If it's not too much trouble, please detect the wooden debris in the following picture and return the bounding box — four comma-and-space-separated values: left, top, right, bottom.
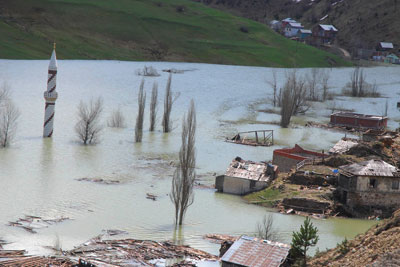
226, 130, 274, 147
8, 215, 70, 233
203, 234, 238, 244
76, 177, 120, 184
146, 193, 157, 200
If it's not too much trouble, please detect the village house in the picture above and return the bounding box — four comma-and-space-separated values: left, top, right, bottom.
384, 53, 400, 64
284, 22, 304, 38
269, 20, 281, 32
221, 236, 290, 267
272, 144, 325, 172
296, 29, 312, 41
373, 42, 394, 61
215, 157, 277, 195
311, 24, 338, 45
330, 112, 388, 130
337, 160, 400, 217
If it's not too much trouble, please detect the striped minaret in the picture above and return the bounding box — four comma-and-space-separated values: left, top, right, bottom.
43, 44, 58, 138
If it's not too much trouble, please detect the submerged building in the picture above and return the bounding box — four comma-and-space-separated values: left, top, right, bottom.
330, 112, 388, 130
216, 157, 277, 195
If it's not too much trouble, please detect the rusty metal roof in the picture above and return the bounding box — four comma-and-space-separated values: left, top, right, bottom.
221, 236, 290, 267
340, 159, 400, 177
225, 158, 272, 182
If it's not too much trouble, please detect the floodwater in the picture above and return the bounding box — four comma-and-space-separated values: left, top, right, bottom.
0, 60, 399, 257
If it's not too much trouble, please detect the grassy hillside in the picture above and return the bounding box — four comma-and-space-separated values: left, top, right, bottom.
0, 0, 350, 67
195, 0, 400, 54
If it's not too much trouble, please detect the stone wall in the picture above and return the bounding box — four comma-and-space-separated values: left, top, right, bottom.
215, 176, 268, 195
282, 198, 331, 214
272, 154, 301, 172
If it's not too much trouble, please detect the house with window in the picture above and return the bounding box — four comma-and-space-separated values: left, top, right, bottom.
284, 22, 304, 38
311, 24, 338, 45
337, 159, 400, 217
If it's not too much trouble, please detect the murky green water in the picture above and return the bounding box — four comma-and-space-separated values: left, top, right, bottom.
1, 60, 398, 256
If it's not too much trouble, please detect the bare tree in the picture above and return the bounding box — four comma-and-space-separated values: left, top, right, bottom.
149, 81, 158, 131
306, 68, 320, 101
75, 97, 104, 145
170, 100, 196, 225
135, 79, 146, 142
344, 66, 380, 97
320, 70, 331, 101
280, 71, 308, 128
256, 214, 277, 241
0, 100, 20, 147
107, 108, 126, 128
268, 69, 278, 107
136, 66, 160, 77
162, 74, 173, 133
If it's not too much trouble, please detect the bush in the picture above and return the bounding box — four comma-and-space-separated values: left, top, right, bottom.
240, 26, 249, 33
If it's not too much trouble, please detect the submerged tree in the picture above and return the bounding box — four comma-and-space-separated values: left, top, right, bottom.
75, 97, 104, 145
0, 100, 20, 147
162, 74, 173, 133
135, 79, 146, 142
170, 100, 196, 225
290, 217, 319, 267
256, 214, 277, 241
149, 81, 158, 132
107, 108, 126, 128
268, 69, 278, 107
280, 71, 308, 128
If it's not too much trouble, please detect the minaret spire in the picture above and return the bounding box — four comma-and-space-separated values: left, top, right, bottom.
43, 43, 58, 138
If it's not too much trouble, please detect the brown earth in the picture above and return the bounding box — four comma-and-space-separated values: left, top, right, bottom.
310, 209, 400, 266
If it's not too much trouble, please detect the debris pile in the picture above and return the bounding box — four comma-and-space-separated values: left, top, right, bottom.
8, 215, 70, 233
0, 250, 74, 266
67, 238, 219, 266
203, 234, 238, 244
77, 177, 121, 184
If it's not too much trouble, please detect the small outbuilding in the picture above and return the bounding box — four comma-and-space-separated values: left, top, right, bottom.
337, 159, 400, 217
272, 144, 325, 172
296, 29, 312, 41
284, 22, 304, 38
384, 54, 400, 64
330, 112, 388, 130
221, 236, 290, 267
215, 157, 277, 195
311, 24, 338, 45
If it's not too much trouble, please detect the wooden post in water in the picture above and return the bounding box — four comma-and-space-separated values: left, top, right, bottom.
255, 131, 258, 144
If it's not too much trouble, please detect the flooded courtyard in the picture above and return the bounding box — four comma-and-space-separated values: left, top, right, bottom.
0, 60, 399, 256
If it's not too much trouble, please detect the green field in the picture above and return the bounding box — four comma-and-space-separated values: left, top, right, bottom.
0, 0, 351, 67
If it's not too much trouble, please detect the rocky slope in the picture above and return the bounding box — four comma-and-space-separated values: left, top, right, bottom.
310, 209, 400, 266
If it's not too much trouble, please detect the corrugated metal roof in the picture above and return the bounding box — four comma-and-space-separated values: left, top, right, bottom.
340, 160, 400, 177
282, 18, 296, 22
380, 42, 394, 49
320, 24, 338, 31
221, 236, 290, 267
225, 159, 272, 182
329, 139, 358, 154
299, 29, 312, 34
288, 22, 303, 28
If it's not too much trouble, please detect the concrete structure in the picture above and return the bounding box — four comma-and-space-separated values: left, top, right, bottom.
215, 157, 277, 195
284, 22, 303, 38
330, 112, 388, 130
311, 24, 338, 45
43, 44, 58, 138
221, 236, 290, 267
272, 144, 325, 172
337, 160, 400, 217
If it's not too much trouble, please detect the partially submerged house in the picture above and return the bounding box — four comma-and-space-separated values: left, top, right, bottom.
221, 236, 290, 267
273, 144, 325, 172
311, 24, 338, 45
216, 157, 277, 195
337, 160, 400, 217
330, 112, 388, 130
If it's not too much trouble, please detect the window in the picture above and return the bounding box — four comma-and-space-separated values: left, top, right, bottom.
392, 180, 399, 190
369, 179, 377, 188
